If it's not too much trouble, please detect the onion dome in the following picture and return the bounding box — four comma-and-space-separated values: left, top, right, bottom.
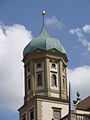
23, 11, 67, 58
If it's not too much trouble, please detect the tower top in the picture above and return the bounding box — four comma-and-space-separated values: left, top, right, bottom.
23, 10, 67, 60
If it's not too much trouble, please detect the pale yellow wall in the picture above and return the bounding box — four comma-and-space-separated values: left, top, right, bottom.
50, 93, 59, 98
41, 100, 69, 120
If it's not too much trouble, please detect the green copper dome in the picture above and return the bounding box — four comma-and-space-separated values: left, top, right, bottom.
23, 15, 67, 57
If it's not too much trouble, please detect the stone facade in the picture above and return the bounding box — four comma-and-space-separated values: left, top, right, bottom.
23, 49, 68, 101
18, 12, 69, 120
18, 49, 69, 120
19, 95, 69, 120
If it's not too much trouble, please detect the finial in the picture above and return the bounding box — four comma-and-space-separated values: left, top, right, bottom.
77, 91, 81, 101
42, 10, 45, 29
42, 10, 45, 16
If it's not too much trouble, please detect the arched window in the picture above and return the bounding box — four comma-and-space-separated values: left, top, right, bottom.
52, 74, 57, 86
37, 73, 42, 86
51, 63, 56, 68
37, 63, 42, 68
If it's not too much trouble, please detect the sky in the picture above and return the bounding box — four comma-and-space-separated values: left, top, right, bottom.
0, 0, 90, 120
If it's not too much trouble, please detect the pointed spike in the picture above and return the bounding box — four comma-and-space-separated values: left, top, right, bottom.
42, 10, 45, 29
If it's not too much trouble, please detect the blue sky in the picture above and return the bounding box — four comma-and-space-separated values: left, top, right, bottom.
0, 0, 90, 120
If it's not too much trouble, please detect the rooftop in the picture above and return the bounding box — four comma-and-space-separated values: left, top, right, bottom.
76, 96, 90, 111
23, 11, 67, 58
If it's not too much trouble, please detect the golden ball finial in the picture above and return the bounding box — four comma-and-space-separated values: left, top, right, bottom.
42, 10, 45, 16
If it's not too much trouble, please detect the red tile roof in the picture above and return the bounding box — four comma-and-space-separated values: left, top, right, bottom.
76, 96, 90, 111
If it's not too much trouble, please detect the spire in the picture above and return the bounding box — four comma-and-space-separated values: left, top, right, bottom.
40, 10, 48, 36
42, 10, 45, 30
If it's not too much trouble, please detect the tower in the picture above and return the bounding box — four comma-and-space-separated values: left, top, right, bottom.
18, 11, 69, 120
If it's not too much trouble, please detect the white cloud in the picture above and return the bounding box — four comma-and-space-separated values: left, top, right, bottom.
83, 25, 90, 34
0, 24, 32, 111
0, 23, 90, 112
70, 27, 90, 51
45, 16, 64, 30
67, 66, 90, 100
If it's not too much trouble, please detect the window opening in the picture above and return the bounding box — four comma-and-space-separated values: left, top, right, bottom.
30, 108, 34, 120
53, 109, 61, 119
52, 74, 57, 86
63, 78, 65, 89
37, 74, 42, 86
51, 63, 56, 68
52, 107, 61, 119
37, 63, 42, 68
